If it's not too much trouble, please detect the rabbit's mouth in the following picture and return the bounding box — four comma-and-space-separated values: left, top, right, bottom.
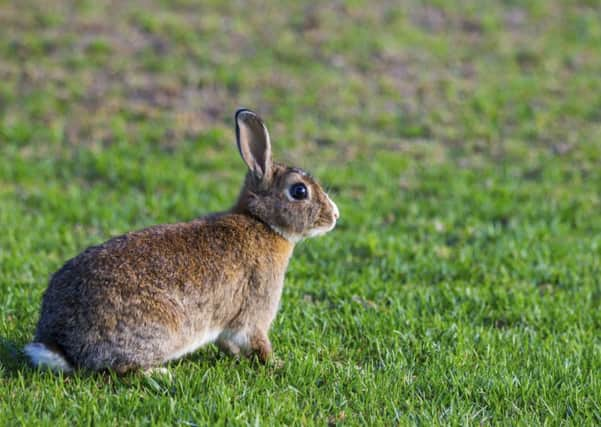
268, 194, 339, 243
270, 221, 335, 243
305, 221, 337, 238
270, 213, 338, 243
306, 198, 339, 238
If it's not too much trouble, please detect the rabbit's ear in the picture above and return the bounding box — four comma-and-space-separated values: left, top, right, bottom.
235, 109, 272, 181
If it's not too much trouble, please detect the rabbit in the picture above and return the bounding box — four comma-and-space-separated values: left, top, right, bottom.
24, 108, 339, 374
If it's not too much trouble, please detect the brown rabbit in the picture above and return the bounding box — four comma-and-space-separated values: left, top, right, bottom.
24, 109, 339, 374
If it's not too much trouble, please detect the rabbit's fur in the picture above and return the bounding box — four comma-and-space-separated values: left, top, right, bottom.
25, 109, 339, 374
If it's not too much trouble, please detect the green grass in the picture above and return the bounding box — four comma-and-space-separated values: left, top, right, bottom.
1, 0, 601, 424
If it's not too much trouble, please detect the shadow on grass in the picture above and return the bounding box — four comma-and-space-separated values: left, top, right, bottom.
0, 336, 235, 385
0, 336, 30, 377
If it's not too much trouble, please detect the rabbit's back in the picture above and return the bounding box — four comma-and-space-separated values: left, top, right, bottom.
33, 214, 292, 371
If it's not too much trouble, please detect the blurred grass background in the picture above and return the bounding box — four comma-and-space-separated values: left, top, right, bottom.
1, 0, 600, 425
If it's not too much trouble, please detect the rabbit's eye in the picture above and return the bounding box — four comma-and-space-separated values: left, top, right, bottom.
289, 183, 308, 200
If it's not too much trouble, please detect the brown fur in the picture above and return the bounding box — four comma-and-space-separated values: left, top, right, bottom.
27, 109, 339, 373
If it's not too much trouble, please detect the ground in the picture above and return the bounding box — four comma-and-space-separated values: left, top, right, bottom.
1, 0, 600, 425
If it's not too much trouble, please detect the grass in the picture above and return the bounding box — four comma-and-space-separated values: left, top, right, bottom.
1, 0, 601, 424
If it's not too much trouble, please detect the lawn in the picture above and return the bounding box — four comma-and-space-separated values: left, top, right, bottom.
1, 0, 600, 425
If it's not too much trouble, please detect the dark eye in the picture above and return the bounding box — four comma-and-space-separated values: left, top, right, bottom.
289, 183, 308, 200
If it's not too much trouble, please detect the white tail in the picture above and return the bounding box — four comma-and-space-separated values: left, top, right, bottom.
24, 342, 73, 373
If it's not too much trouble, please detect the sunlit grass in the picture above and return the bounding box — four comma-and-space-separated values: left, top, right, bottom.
1, 0, 600, 425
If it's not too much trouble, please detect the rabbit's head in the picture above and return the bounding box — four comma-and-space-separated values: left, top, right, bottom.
233, 109, 339, 243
